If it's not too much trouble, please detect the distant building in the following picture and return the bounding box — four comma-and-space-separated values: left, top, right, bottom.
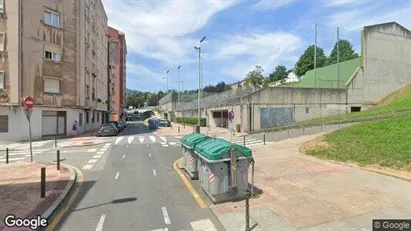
285, 70, 299, 83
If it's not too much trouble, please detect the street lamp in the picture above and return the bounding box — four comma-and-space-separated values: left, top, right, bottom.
179, 80, 184, 102
166, 70, 169, 92
194, 36, 206, 132
177, 65, 181, 104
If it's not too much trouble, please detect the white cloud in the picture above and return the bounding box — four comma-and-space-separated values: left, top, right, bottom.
326, 3, 411, 31
210, 31, 304, 79
102, 0, 239, 66
324, 0, 369, 7
127, 63, 165, 84
253, 0, 296, 11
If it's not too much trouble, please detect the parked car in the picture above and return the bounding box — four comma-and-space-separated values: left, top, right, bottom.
119, 119, 127, 128
108, 121, 123, 132
158, 119, 170, 127
97, 124, 118, 137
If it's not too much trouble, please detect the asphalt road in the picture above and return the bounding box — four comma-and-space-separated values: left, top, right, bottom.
54, 122, 225, 231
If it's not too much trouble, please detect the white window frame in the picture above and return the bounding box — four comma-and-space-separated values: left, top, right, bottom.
44, 77, 61, 94
44, 10, 60, 28
44, 50, 61, 61
0, 0, 4, 13
0, 32, 5, 52
0, 71, 4, 90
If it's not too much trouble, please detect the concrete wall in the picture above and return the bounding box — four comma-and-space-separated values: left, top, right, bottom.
362, 23, 411, 104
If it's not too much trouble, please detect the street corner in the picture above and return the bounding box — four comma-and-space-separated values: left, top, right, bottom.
0, 162, 77, 231
172, 158, 207, 209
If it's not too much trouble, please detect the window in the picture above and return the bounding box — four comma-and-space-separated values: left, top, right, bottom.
44, 51, 60, 61
85, 5, 89, 20
86, 85, 90, 99
92, 88, 95, 99
0, 71, 4, 89
79, 113, 83, 126
306, 107, 309, 113
0, 33, 5, 51
351, 107, 361, 113
44, 10, 60, 28
92, 112, 95, 123
97, 112, 99, 123
86, 112, 89, 124
44, 78, 60, 93
0, 0, 4, 13
0, 115, 8, 133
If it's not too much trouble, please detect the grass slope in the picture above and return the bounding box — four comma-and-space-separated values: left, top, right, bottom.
305, 117, 411, 171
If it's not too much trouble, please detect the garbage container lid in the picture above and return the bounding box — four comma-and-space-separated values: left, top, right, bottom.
195, 138, 253, 160
181, 133, 208, 148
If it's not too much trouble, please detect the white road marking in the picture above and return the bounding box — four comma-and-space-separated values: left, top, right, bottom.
139, 136, 145, 143
161, 207, 171, 225
148, 153, 152, 157
146, 144, 149, 147
160, 136, 167, 142
104, 143, 111, 147
97, 151, 104, 155
0, 157, 25, 161
115, 137, 123, 145
100, 148, 107, 151
114, 172, 120, 180
161, 144, 169, 147
151, 228, 169, 231
122, 154, 126, 158
93, 155, 102, 158
160, 142, 167, 145
82, 164, 93, 170
87, 148, 97, 152
169, 142, 177, 145
149, 136, 156, 143
153, 169, 157, 176
95, 214, 106, 231
190, 219, 217, 231
126, 145, 129, 148
88, 159, 98, 164
128, 136, 134, 144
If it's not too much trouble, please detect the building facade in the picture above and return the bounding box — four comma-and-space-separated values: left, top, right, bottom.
108, 27, 127, 121
0, 0, 110, 142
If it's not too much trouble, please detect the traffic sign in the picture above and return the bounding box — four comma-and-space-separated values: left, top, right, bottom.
22, 96, 34, 110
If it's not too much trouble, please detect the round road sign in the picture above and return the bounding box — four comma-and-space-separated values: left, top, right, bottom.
22, 96, 34, 110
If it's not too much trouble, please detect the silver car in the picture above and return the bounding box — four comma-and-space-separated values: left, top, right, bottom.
97, 124, 118, 137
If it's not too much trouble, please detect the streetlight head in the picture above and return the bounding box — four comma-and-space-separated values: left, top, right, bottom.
178, 65, 181, 69
194, 46, 199, 49
200, 36, 206, 43
167, 70, 169, 73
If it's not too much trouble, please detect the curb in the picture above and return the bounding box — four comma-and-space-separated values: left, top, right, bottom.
325, 159, 411, 182
57, 140, 110, 149
35, 163, 77, 230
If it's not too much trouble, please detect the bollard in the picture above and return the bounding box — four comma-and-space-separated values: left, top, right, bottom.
57, 150, 60, 170
6, 148, 9, 164
245, 190, 251, 231
41, 167, 46, 198
263, 133, 266, 145
178, 126, 180, 133
184, 123, 185, 129
243, 136, 246, 146
55, 137, 57, 147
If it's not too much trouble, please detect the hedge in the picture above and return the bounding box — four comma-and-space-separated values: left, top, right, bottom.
175, 117, 206, 127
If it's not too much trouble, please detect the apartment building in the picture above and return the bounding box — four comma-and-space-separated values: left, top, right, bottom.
0, 0, 109, 142
108, 27, 127, 121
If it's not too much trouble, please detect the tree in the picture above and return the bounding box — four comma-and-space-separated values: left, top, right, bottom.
269, 65, 288, 82
262, 79, 270, 88
295, 45, 327, 77
244, 65, 265, 86
326, 39, 359, 65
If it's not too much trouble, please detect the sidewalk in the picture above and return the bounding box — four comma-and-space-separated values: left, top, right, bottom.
211, 134, 411, 231
0, 161, 75, 231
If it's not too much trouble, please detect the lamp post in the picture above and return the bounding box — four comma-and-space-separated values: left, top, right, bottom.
180, 80, 184, 102
166, 70, 169, 92
194, 36, 206, 132
177, 65, 181, 104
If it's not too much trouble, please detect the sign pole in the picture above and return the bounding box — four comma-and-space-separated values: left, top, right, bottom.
28, 114, 33, 162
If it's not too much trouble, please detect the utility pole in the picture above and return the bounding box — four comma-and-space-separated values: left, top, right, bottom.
314, 23, 317, 88
337, 27, 340, 88
194, 36, 206, 132
177, 65, 181, 105
166, 70, 169, 92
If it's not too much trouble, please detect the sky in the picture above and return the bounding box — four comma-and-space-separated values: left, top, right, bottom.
102, 0, 411, 93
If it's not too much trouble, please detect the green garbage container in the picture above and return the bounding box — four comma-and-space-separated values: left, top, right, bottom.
195, 138, 253, 203
180, 133, 208, 179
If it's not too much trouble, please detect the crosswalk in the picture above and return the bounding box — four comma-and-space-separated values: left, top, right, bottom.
216, 136, 266, 147
113, 135, 181, 147
0, 148, 50, 162
150, 218, 218, 231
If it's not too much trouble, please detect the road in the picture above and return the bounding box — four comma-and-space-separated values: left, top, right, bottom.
52, 122, 224, 231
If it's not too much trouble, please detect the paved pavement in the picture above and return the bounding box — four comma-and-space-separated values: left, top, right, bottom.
212, 134, 411, 231
55, 121, 224, 231
0, 162, 72, 230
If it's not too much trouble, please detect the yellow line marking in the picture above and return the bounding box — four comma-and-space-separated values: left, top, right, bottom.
172, 158, 207, 209
45, 166, 84, 231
